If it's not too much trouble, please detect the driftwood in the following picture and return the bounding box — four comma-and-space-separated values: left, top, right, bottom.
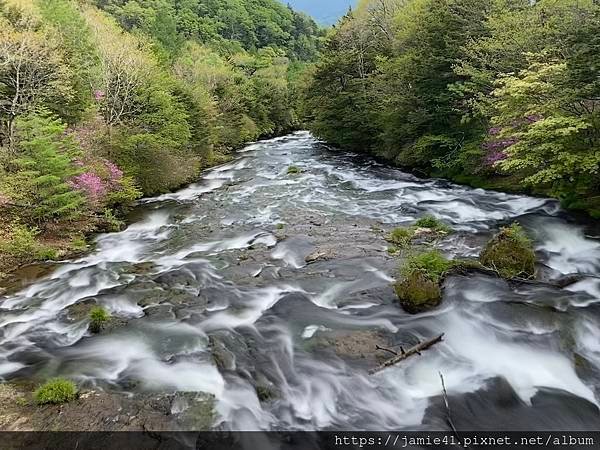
369, 333, 444, 374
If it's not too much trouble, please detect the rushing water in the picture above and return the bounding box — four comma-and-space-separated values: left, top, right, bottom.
1, 132, 600, 431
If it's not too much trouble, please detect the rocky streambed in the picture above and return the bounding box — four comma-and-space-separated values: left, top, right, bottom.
1, 132, 600, 432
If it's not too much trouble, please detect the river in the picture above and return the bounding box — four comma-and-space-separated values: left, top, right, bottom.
1, 132, 600, 431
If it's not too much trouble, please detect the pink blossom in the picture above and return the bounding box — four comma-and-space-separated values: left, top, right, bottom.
484, 150, 508, 167
69, 172, 108, 203
104, 160, 123, 184
94, 90, 105, 101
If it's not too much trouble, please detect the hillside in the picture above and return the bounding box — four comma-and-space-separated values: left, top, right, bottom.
0, 0, 323, 271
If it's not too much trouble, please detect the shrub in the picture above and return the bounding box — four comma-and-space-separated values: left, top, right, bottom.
287, 165, 300, 174
387, 227, 415, 247
99, 209, 124, 233
415, 215, 452, 233
480, 223, 536, 279
34, 378, 78, 405
0, 225, 38, 257
89, 306, 110, 333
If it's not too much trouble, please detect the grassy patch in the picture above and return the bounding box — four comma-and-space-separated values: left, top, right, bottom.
387, 227, 415, 247
34, 378, 78, 405
89, 306, 111, 333
287, 165, 301, 174
400, 250, 454, 283
480, 223, 535, 279
415, 215, 452, 233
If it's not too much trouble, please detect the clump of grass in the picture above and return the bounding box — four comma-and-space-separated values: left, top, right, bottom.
387, 227, 415, 248
401, 250, 454, 283
276, 223, 285, 230
89, 306, 110, 333
480, 223, 535, 279
70, 235, 88, 251
415, 215, 452, 233
394, 250, 454, 313
287, 165, 301, 174
387, 246, 399, 255
34, 246, 59, 261
34, 378, 78, 405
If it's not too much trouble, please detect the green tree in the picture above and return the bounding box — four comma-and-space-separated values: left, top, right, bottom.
2, 113, 85, 223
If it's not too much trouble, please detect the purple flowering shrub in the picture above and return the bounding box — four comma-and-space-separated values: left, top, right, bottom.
69, 158, 137, 209
481, 115, 541, 171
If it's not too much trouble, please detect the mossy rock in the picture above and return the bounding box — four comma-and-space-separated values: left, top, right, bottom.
480, 223, 535, 279
394, 269, 442, 314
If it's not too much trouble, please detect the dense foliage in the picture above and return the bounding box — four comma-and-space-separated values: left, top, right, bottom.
304, 0, 600, 216
0, 0, 322, 270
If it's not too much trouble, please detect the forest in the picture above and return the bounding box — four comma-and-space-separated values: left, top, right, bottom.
0, 0, 323, 271
303, 0, 600, 217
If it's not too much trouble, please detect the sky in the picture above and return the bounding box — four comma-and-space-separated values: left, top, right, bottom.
282, 0, 356, 25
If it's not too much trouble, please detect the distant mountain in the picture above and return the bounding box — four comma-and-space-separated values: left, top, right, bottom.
282, 0, 356, 25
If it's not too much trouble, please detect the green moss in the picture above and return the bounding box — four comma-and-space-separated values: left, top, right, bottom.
34, 378, 77, 405
480, 223, 536, 279
387, 227, 415, 247
287, 165, 300, 174
387, 246, 399, 255
276, 223, 285, 230
414, 215, 452, 233
89, 306, 110, 333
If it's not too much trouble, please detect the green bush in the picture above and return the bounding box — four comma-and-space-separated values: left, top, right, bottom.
415, 215, 452, 233
34, 378, 78, 405
387, 227, 415, 247
480, 223, 536, 279
89, 306, 110, 333
100, 209, 125, 233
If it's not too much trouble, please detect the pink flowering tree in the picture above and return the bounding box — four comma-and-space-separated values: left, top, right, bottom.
69, 158, 126, 208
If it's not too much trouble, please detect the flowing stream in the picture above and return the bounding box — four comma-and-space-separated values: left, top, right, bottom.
1, 132, 600, 431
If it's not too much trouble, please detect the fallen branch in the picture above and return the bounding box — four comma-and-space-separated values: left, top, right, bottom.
369, 333, 444, 374
375, 344, 398, 356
